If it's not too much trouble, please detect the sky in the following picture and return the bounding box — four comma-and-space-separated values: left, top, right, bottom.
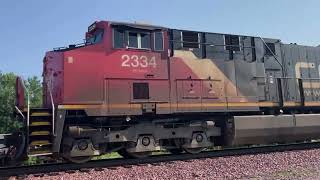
0, 0, 320, 77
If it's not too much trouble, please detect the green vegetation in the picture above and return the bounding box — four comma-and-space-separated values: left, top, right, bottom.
24, 156, 43, 165
0, 72, 42, 133
152, 151, 170, 155
0, 72, 20, 133
92, 152, 122, 160
25, 76, 43, 108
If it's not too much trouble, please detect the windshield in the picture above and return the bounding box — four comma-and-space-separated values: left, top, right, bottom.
86, 29, 104, 44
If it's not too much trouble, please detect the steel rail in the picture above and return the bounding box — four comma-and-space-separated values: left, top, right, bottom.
1, 142, 320, 177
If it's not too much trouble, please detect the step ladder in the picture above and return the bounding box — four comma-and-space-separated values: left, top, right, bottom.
28, 108, 53, 156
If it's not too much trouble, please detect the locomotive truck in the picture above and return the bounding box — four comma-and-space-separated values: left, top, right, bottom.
2, 20, 320, 164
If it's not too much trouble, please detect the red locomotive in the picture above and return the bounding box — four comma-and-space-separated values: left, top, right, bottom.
6, 20, 320, 163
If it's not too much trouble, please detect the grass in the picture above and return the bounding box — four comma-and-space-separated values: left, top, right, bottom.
23, 150, 168, 165
92, 152, 121, 160
24, 156, 39, 165
24, 152, 122, 165
24, 156, 48, 165
152, 151, 170, 156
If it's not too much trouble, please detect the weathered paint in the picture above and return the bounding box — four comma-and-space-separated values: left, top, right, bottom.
42, 20, 320, 117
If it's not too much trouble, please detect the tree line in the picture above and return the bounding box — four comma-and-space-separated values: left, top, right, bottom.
0, 72, 42, 133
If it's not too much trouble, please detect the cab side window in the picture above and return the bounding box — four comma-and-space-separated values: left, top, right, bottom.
113, 27, 163, 51
128, 32, 139, 48
113, 29, 125, 48
140, 33, 150, 49
128, 32, 150, 49
154, 32, 164, 51
113, 28, 151, 49
87, 29, 104, 45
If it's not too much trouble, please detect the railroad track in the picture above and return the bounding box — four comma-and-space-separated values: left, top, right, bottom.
2, 142, 320, 177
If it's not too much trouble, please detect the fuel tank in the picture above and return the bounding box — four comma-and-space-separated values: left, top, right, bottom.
226, 114, 320, 146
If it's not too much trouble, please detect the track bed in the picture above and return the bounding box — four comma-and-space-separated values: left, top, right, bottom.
2, 142, 320, 178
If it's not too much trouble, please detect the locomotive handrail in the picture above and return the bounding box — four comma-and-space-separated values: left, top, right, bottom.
104, 77, 168, 80
129, 100, 169, 104
14, 77, 30, 153
53, 42, 86, 51
254, 76, 320, 80
47, 81, 55, 136
253, 76, 296, 79
169, 40, 255, 49
27, 90, 30, 131
14, 106, 25, 119
169, 38, 280, 52
175, 78, 222, 81
18, 77, 30, 150
169, 38, 284, 75
299, 77, 320, 80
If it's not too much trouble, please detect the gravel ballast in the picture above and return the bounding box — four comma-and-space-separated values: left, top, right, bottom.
24, 149, 320, 180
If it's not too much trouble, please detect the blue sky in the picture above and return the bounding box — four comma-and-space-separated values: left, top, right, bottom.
0, 0, 319, 77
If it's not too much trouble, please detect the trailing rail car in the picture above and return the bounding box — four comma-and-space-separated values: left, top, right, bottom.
3, 20, 320, 164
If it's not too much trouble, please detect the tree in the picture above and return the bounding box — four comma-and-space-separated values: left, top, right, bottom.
0, 73, 42, 133
25, 76, 42, 108
0, 72, 20, 133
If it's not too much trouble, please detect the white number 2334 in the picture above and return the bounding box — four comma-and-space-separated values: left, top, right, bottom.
121, 55, 157, 68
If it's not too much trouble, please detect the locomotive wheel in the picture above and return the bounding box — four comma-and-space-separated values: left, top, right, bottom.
183, 147, 204, 154
118, 148, 151, 159
173, 138, 203, 154
6, 131, 27, 165
62, 142, 92, 163
174, 136, 205, 154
